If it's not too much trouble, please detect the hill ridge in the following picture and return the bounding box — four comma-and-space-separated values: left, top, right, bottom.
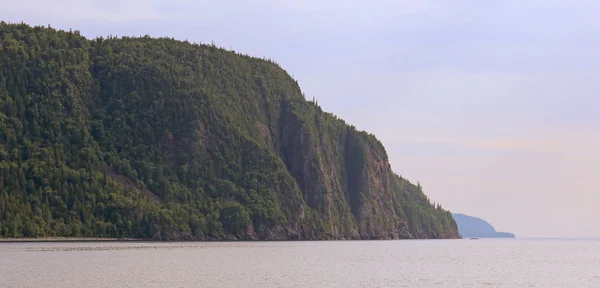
0, 22, 460, 240
452, 213, 515, 238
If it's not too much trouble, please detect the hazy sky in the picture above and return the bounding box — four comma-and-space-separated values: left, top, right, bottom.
2, 0, 599, 238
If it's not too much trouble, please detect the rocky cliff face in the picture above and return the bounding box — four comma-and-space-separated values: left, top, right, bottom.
0, 22, 460, 240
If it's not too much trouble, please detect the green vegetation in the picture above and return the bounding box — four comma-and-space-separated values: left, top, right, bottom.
0, 22, 459, 240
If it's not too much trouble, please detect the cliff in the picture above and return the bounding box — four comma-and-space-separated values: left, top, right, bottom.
452, 214, 515, 238
0, 22, 460, 240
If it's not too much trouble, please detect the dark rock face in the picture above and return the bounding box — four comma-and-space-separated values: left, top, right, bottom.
452, 214, 515, 238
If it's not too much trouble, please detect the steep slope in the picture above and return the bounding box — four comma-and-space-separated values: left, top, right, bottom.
452, 214, 515, 238
0, 22, 460, 240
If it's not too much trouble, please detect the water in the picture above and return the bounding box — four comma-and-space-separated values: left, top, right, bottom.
1, 239, 599, 287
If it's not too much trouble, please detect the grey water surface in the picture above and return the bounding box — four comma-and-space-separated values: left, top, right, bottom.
1, 239, 599, 287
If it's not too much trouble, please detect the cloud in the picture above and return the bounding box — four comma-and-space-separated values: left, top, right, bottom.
1, 0, 162, 22
385, 126, 600, 156
0, 0, 478, 34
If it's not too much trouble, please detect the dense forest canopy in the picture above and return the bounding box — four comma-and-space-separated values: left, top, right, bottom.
0, 22, 459, 240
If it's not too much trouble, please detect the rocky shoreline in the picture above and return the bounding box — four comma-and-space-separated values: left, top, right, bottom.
0, 237, 141, 242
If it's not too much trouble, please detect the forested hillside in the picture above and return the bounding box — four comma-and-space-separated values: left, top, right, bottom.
0, 22, 460, 240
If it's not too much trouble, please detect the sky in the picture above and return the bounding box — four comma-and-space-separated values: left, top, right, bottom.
2, 0, 599, 238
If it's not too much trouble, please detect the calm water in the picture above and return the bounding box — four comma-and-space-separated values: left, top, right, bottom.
1, 239, 599, 287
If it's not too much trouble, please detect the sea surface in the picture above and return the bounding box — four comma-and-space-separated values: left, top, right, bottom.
1, 239, 599, 287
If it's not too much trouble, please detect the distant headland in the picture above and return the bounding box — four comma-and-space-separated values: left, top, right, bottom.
452, 214, 515, 238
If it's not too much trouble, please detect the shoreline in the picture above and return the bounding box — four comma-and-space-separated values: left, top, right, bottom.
0, 237, 463, 243
1, 237, 597, 243
0, 237, 142, 243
